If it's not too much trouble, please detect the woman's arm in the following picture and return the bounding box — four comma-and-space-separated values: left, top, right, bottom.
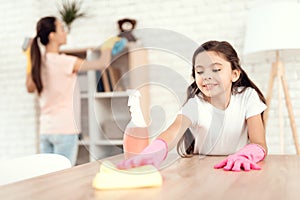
26, 73, 36, 93
157, 114, 192, 150
247, 114, 268, 154
72, 49, 112, 73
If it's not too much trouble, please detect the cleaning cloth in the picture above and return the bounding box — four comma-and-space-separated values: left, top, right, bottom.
92, 161, 163, 190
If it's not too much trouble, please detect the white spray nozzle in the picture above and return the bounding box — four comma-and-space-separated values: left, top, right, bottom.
127, 89, 141, 107
126, 89, 147, 127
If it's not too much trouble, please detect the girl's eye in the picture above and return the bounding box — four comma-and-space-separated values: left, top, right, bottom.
212, 69, 221, 72
196, 71, 204, 75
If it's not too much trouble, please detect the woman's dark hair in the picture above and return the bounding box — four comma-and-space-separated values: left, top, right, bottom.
31, 16, 56, 94
177, 40, 266, 157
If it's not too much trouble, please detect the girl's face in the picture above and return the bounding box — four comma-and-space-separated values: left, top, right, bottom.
49, 20, 67, 45
194, 51, 240, 100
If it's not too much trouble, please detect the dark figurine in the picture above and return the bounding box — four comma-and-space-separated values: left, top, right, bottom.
117, 18, 137, 42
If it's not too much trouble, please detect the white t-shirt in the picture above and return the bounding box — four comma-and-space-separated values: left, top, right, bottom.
180, 87, 267, 155
39, 53, 81, 134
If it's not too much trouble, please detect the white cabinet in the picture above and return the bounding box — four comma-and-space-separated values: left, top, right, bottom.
62, 45, 149, 164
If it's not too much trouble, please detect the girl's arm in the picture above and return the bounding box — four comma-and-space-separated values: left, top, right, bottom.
157, 114, 192, 150
247, 114, 268, 154
214, 113, 267, 172
72, 49, 112, 73
117, 114, 191, 169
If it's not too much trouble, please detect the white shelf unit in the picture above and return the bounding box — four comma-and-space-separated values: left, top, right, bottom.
87, 72, 130, 161
63, 45, 149, 164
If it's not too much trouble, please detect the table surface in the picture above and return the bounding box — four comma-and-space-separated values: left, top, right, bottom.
0, 155, 300, 200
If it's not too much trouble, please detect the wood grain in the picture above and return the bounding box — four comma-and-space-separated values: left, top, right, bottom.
1, 155, 300, 200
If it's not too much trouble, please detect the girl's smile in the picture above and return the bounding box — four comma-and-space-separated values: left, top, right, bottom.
194, 51, 240, 109
202, 82, 219, 90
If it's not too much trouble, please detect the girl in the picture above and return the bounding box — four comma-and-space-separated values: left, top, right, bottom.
118, 40, 267, 172
27, 16, 112, 166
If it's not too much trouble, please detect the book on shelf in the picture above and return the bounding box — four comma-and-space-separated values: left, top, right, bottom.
106, 68, 113, 91
108, 67, 123, 91
102, 70, 111, 92
96, 71, 104, 92
96, 67, 123, 92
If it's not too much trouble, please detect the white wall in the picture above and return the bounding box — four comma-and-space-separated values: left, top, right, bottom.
1, 0, 300, 160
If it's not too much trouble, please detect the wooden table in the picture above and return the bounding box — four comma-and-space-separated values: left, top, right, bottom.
0, 155, 299, 200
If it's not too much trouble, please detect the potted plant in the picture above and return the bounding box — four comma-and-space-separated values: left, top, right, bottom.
57, 0, 87, 32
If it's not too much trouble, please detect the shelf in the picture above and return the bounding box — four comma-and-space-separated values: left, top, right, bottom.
94, 140, 123, 145
78, 139, 123, 146
78, 139, 91, 146
64, 45, 148, 164
82, 92, 128, 99
94, 91, 129, 98
81, 93, 88, 99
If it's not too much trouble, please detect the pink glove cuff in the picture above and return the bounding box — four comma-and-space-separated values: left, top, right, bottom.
251, 143, 266, 160
156, 138, 168, 160
237, 143, 266, 163
142, 138, 168, 161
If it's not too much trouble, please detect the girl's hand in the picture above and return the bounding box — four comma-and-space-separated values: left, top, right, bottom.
214, 143, 266, 172
117, 153, 161, 169
214, 154, 261, 171
117, 139, 168, 169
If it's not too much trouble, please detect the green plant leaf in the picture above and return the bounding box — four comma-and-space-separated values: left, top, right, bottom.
57, 0, 87, 31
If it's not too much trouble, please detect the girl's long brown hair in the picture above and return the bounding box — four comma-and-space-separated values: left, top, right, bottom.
177, 40, 266, 157
31, 16, 56, 94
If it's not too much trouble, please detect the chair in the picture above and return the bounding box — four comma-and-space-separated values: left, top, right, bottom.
0, 154, 71, 186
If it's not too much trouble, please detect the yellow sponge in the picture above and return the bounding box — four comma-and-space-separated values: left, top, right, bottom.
92, 161, 163, 190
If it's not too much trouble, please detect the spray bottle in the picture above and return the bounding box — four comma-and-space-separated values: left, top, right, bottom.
123, 89, 149, 159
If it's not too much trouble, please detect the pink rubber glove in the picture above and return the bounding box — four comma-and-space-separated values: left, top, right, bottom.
117, 138, 168, 169
214, 144, 266, 172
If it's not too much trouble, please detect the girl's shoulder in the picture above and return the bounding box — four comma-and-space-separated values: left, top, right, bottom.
46, 52, 76, 58
234, 87, 262, 103
184, 95, 208, 108
59, 53, 77, 59
46, 53, 77, 63
235, 86, 257, 96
